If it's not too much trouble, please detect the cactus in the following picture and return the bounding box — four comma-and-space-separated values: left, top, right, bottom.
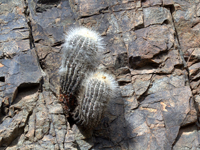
59, 27, 104, 96
72, 71, 118, 128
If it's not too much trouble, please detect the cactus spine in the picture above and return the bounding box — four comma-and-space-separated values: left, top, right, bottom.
73, 71, 118, 128
59, 27, 104, 96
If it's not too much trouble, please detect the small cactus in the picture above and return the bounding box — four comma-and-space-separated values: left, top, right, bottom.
59, 27, 104, 96
72, 71, 118, 128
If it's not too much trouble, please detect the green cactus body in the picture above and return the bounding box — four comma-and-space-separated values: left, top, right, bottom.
73, 71, 118, 128
59, 27, 104, 96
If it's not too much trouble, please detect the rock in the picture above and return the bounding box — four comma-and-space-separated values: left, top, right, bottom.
172, 0, 200, 53
114, 9, 144, 31
126, 25, 175, 69
185, 48, 200, 66
111, 1, 139, 12
70, 0, 111, 18
117, 73, 132, 85
189, 62, 200, 96
126, 86, 191, 149
115, 67, 130, 76
163, 0, 174, 6
148, 74, 186, 94
0, 75, 40, 147
132, 74, 152, 98
181, 98, 197, 126
143, 7, 172, 27
1, 0, 200, 149
173, 125, 200, 150
189, 62, 200, 77
0, 108, 31, 147
120, 83, 134, 97
0, 49, 43, 106
0, 0, 43, 110
27, 0, 76, 93
0, 0, 29, 58
64, 129, 77, 150
124, 96, 138, 110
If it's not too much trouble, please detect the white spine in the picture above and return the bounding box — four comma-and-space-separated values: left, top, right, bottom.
59, 27, 104, 95
73, 71, 118, 128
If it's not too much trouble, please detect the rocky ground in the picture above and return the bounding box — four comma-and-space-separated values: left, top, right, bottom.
0, 0, 200, 149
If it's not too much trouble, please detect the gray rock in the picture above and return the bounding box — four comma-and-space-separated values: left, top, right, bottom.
1, 0, 200, 149
143, 7, 172, 27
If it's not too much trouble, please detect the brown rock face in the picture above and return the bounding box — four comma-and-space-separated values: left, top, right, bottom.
0, 0, 200, 149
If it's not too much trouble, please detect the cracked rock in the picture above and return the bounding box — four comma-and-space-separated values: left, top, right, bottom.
1, 0, 200, 149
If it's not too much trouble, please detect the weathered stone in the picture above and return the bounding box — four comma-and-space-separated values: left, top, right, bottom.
0, 85, 39, 147
35, 109, 50, 138
132, 74, 152, 97
120, 83, 134, 97
47, 103, 63, 114
27, 0, 75, 92
51, 114, 67, 149
111, 1, 137, 12
124, 96, 138, 110
107, 13, 120, 34
1, 0, 199, 149
157, 50, 182, 74
0, 0, 43, 117
197, 3, 200, 17
143, 7, 172, 27
76, 140, 93, 150
142, 0, 151, 8
131, 68, 156, 75
189, 62, 200, 96
126, 25, 175, 69
186, 48, 200, 66
64, 129, 77, 150
117, 73, 131, 85
109, 117, 126, 143
181, 98, 197, 126
173, 125, 200, 150
159, 50, 182, 73
145, 86, 191, 128
115, 67, 130, 77
0, 49, 42, 105
172, 0, 200, 53
189, 62, 200, 77
151, 0, 162, 6
25, 110, 36, 142
114, 9, 143, 31
163, 0, 174, 6
0, 109, 30, 147
148, 74, 186, 94
39, 135, 56, 149
70, 0, 113, 17
0, 0, 29, 58
126, 86, 191, 149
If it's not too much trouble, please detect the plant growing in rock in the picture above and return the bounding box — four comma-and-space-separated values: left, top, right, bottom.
72, 71, 119, 128
59, 27, 104, 111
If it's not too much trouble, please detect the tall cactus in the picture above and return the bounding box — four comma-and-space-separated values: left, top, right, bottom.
72, 71, 118, 128
59, 27, 104, 96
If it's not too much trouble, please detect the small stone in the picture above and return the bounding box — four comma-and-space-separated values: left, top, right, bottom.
173, 125, 198, 149
125, 96, 138, 110
117, 74, 132, 84
8, 106, 15, 117
143, 7, 172, 27
48, 104, 63, 114
35, 129, 43, 140
150, 0, 162, 6
163, 0, 174, 6
120, 83, 134, 97
132, 74, 152, 97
